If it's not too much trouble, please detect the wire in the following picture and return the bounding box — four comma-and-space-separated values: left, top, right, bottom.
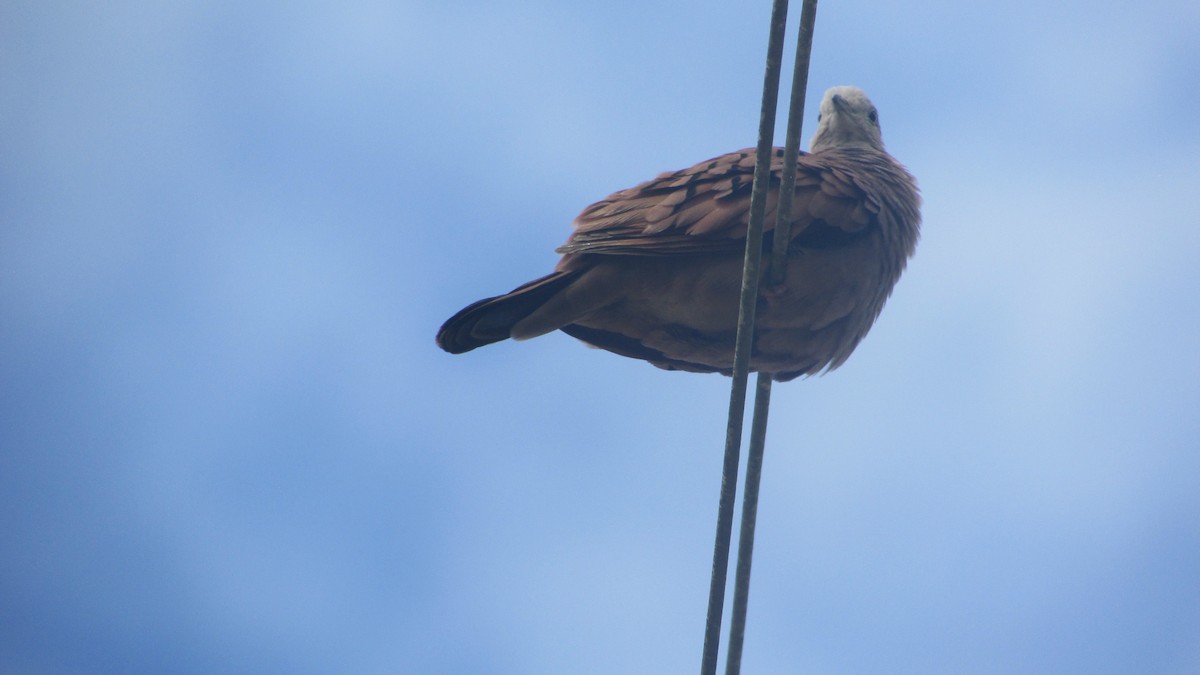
699, 2, 791, 674
726, 7, 820, 674
701, 1, 820, 674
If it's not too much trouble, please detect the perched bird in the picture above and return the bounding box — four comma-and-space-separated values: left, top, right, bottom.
436, 86, 920, 381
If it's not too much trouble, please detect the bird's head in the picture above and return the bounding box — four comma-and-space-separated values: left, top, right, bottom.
809, 86, 885, 153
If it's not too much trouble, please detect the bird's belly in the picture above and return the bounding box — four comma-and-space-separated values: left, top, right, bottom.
569, 244, 888, 377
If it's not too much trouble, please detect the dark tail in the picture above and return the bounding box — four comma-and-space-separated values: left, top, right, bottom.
436, 271, 580, 354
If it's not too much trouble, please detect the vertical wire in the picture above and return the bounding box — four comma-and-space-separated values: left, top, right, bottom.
723, 373, 773, 674
723, 2, 821, 674
768, 0, 819, 289
700, 1, 791, 674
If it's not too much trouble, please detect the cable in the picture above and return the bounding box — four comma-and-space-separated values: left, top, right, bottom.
701, 2, 820, 673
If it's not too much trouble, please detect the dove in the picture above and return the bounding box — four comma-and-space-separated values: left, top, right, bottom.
436, 86, 920, 381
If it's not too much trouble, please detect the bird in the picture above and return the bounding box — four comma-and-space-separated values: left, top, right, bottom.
436, 86, 921, 381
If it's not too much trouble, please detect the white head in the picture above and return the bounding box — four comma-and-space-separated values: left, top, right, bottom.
809, 86, 884, 152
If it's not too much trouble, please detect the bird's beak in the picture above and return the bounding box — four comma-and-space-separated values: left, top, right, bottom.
830, 94, 849, 114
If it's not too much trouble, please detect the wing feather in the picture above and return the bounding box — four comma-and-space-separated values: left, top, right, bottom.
557, 147, 884, 258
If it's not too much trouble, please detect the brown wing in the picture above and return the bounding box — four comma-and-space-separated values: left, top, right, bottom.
556, 147, 880, 258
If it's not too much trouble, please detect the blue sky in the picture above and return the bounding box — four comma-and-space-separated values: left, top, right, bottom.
2, 1, 1199, 673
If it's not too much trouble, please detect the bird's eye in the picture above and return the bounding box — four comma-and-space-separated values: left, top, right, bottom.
868, 109, 879, 124
817, 112, 822, 122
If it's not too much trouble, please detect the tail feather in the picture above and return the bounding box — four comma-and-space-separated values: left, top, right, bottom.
436, 271, 580, 354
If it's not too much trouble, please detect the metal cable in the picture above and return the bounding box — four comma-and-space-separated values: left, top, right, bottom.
702, 1, 820, 673
726, 7, 820, 674
700, 2, 791, 674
